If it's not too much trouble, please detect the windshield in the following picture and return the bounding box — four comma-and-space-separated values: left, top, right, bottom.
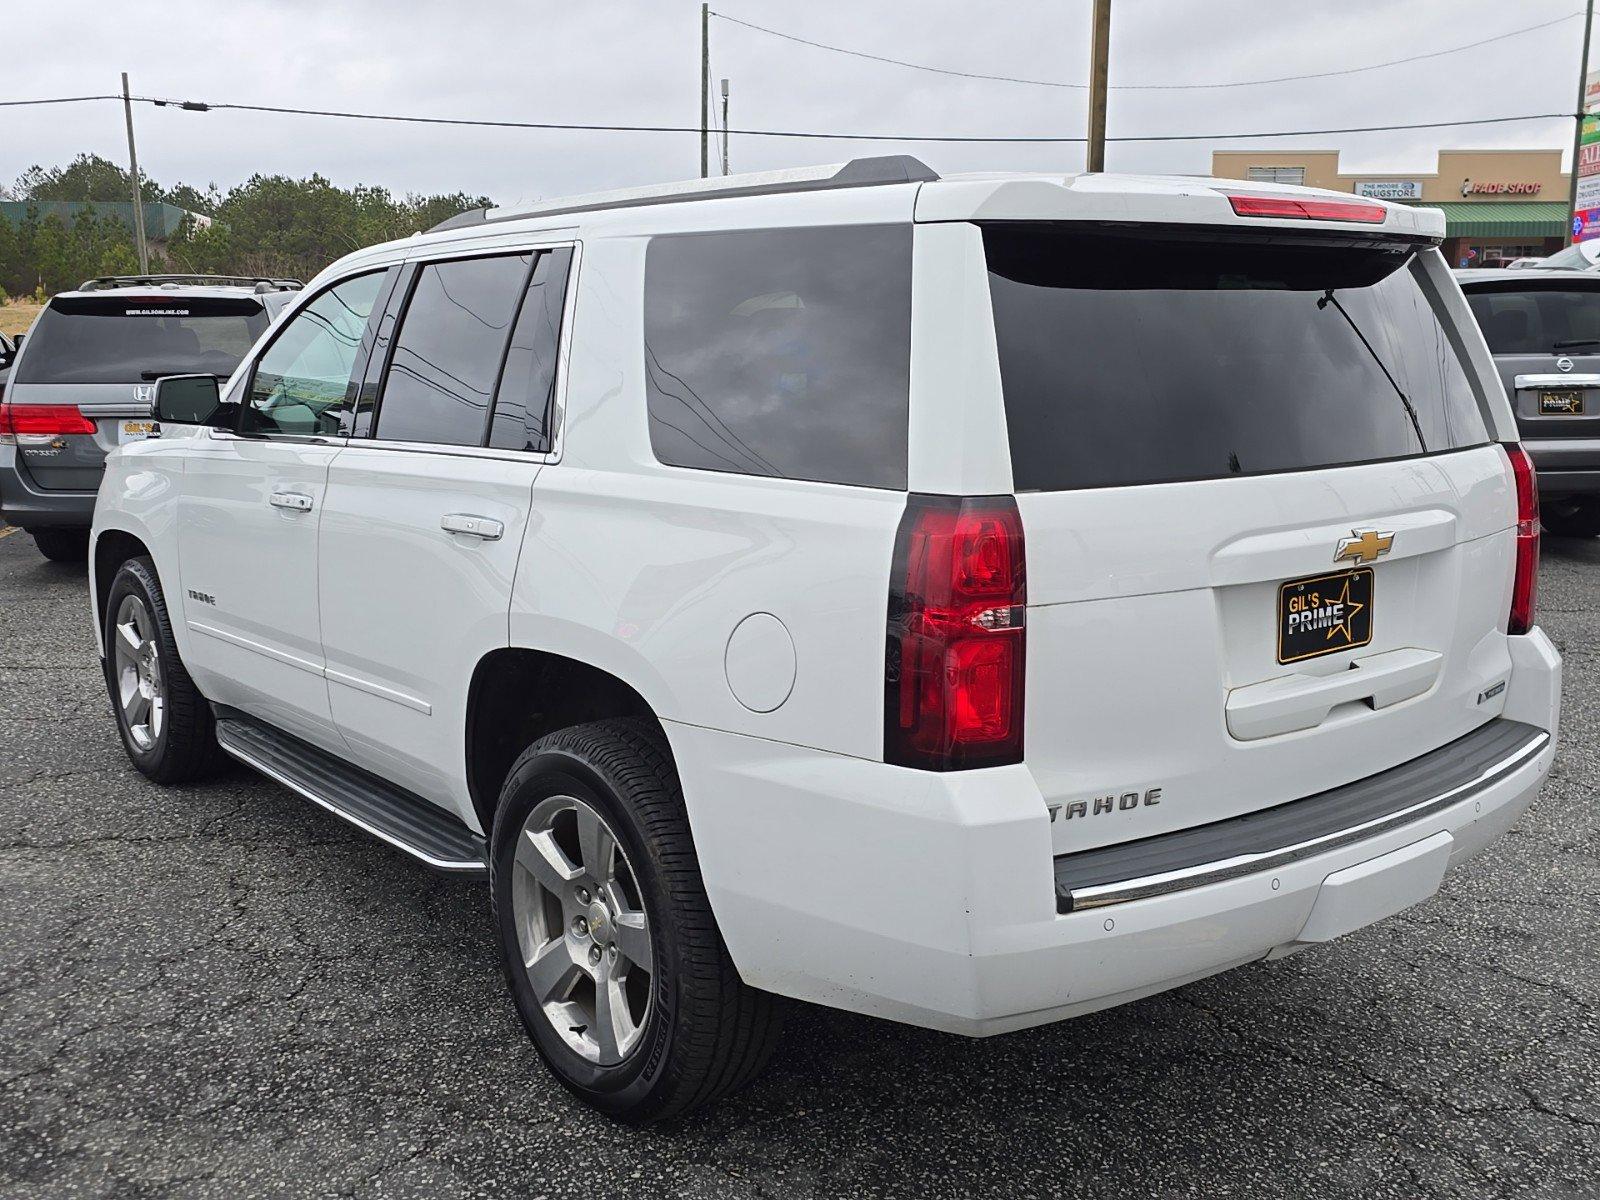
1531, 242, 1600, 271
1464, 286, 1600, 354
16, 295, 268, 385
983, 226, 1490, 492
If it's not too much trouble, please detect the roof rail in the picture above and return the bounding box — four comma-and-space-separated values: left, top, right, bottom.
428, 155, 939, 233
77, 274, 304, 292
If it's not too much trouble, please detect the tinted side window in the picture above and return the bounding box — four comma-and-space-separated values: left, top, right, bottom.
488, 248, 573, 452
244, 272, 384, 436
643, 225, 912, 490
374, 253, 531, 446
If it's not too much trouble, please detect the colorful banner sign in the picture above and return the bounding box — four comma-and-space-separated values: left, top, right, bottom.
1576, 69, 1600, 243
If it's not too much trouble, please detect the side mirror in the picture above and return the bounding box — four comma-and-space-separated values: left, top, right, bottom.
152, 374, 221, 425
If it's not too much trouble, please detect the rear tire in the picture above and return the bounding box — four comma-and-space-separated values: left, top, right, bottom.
1542, 498, 1600, 538
32, 527, 89, 562
104, 556, 228, 784
490, 718, 782, 1124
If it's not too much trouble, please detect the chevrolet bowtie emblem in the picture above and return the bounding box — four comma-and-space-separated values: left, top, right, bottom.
1334, 529, 1394, 565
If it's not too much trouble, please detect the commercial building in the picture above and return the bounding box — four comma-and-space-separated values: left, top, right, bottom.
1211, 149, 1571, 266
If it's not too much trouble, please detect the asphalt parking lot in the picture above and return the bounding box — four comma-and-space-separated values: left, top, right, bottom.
0, 524, 1596, 1200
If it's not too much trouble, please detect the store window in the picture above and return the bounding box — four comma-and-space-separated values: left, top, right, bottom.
1246, 166, 1306, 186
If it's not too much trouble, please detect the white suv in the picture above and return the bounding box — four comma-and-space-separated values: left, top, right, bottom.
90, 159, 1562, 1123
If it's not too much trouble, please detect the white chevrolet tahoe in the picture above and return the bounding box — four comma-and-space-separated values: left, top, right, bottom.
90, 159, 1562, 1123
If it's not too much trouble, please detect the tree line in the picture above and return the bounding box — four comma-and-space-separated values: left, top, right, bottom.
0, 153, 489, 297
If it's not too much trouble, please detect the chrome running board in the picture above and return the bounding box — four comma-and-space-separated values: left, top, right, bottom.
215, 711, 488, 875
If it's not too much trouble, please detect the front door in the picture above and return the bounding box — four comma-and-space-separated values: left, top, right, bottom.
319, 246, 573, 822
177, 270, 391, 748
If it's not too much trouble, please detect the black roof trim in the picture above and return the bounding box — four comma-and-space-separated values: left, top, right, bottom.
425, 156, 938, 234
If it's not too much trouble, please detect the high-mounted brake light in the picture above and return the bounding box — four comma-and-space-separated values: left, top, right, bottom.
1225, 193, 1387, 224
885, 495, 1026, 770
1506, 444, 1540, 636
0, 403, 97, 442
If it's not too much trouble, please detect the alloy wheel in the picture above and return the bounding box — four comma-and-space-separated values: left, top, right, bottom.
112, 594, 165, 753
510, 794, 654, 1065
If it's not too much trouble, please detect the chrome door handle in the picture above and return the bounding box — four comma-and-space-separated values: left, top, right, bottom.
441, 513, 504, 541
269, 491, 314, 512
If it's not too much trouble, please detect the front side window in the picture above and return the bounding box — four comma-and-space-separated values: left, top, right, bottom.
374, 253, 532, 446
643, 224, 913, 490
243, 272, 384, 436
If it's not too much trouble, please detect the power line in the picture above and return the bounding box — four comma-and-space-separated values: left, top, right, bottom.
710, 10, 1582, 91
0, 92, 1580, 144
0, 94, 121, 107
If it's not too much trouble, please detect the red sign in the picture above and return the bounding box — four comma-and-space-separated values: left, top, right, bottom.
1461, 181, 1543, 196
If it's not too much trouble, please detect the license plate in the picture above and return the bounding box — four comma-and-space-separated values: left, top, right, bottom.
120, 420, 156, 443
1539, 389, 1585, 415
1277, 568, 1374, 665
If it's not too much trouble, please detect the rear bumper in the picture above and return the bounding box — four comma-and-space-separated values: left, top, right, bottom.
671, 628, 1561, 1036
0, 448, 97, 529
1525, 436, 1600, 495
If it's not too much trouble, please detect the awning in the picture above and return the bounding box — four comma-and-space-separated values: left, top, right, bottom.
1401, 200, 1570, 239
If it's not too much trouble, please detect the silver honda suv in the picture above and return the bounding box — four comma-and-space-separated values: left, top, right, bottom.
0, 275, 299, 560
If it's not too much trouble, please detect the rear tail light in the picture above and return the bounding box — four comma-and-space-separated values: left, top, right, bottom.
885, 495, 1026, 770
1225, 193, 1387, 224
0, 403, 97, 443
1506, 443, 1540, 635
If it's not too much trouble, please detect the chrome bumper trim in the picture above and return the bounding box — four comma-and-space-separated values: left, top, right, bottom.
1065, 729, 1549, 912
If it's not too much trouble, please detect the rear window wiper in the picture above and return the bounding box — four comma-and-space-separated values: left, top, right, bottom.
1552, 338, 1600, 351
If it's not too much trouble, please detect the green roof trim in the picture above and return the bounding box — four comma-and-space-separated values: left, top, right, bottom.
1399, 200, 1570, 239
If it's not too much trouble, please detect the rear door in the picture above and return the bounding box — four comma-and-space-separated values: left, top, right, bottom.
7, 293, 268, 491
978, 225, 1515, 855
1462, 276, 1600, 447
318, 245, 573, 821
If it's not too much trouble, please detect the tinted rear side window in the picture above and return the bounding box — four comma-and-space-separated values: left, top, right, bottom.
1464, 287, 1600, 354
488, 247, 573, 453
17, 295, 267, 385
984, 227, 1489, 492
376, 253, 532, 446
643, 224, 912, 490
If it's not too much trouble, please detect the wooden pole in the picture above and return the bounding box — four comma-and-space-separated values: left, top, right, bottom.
1086, 0, 1111, 173
121, 72, 150, 273
700, 4, 710, 179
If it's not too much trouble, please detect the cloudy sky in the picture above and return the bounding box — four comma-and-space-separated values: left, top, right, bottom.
2, 1, 1590, 206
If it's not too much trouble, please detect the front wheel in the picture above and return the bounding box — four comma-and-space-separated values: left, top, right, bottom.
490, 718, 781, 1124
104, 556, 228, 783
1542, 497, 1600, 538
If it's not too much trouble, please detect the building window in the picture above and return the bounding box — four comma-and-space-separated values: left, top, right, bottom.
1246, 166, 1306, 186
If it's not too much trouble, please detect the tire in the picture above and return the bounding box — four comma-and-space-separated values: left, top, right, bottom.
1542, 498, 1600, 538
490, 718, 781, 1124
32, 527, 89, 562
103, 555, 228, 784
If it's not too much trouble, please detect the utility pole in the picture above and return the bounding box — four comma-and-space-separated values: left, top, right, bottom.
700, 3, 710, 179
1085, 0, 1112, 173
1568, 0, 1596, 245
121, 72, 150, 273
720, 79, 731, 176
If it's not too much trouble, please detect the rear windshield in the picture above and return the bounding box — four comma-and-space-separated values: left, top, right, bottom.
1463, 286, 1600, 355
16, 295, 268, 385
984, 227, 1490, 492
